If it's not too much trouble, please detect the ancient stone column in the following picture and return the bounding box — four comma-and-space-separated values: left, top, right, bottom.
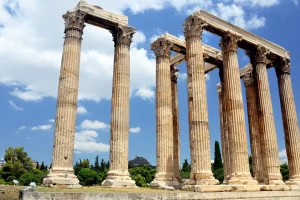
219, 32, 257, 186
43, 10, 86, 187
246, 46, 286, 189
183, 15, 219, 188
275, 59, 300, 186
150, 38, 179, 188
217, 83, 230, 184
102, 25, 136, 187
243, 71, 264, 183
218, 68, 231, 184
171, 66, 181, 182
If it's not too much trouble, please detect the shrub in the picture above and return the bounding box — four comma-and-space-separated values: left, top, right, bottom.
131, 174, 146, 187
0, 179, 6, 185
78, 168, 97, 186
213, 168, 224, 183
19, 169, 47, 186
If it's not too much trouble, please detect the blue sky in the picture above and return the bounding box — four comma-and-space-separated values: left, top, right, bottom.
0, 0, 299, 167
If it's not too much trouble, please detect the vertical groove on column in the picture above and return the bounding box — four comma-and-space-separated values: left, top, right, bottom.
220, 32, 254, 185
276, 61, 300, 184
244, 73, 264, 183
183, 14, 217, 185
256, 62, 282, 184
171, 67, 181, 182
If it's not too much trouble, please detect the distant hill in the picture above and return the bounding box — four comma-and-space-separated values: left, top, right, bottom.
129, 156, 151, 167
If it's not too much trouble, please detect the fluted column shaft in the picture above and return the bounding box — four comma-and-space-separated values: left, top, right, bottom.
183, 15, 217, 185
217, 83, 230, 183
246, 46, 283, 185
51, 10, 86, 173
171, 66, 181, 182
276, 59, 300, 184
243, 72, 264, 183
220, 32, 254, 184
151, 38, 176, 184
108, 26, 135, 175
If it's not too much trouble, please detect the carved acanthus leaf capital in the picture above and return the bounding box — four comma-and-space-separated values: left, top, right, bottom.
63, 10, 87, 32
151, 38, 172, 58
245, 45, 269, 65
110, 25, 136, 47
171, 66, 180, 82
183, 14, 204, 39
243, 71, 254, 86
219, 31, 241, 52
275, 58, 291, 76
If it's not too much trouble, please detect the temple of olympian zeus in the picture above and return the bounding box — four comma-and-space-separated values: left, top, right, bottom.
43, 0, 300, 192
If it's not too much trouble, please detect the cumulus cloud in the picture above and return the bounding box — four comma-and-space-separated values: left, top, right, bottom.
77, 106, 88, 115
0, 0, 283, 104
74, 130, 110, 153
279, 149, 288, 164
80, 120, 110, 130
31, 124, 52, 131
129, 127, 141, 133
9, 100, 23, 111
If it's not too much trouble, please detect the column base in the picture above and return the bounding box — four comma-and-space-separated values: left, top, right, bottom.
182, 185, 232, 192
43, 168, 81, 188
227, 172, 258, 186
150, 178, 180, 189
286, 177, 300, 188
101, 170, 136, 188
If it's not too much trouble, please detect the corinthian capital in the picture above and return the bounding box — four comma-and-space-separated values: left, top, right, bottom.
151, 38, 172, 58
245, 45, 269, 65
275, 58, 291, 76
63, 10, 87, 32
243, 71, 254, 86
111, 25, 136, 47
171, 66, 179, 82
183, 14, 203, 39
219, 31, 241, 52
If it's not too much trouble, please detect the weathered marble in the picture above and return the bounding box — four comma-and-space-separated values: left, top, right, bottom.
102, 25, 136, 188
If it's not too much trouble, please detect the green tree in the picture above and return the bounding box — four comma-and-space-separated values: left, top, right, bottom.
180, 159, 191, 179
280, 163, 289, 181
213, 141, 223, 171
19, 169, 48, 186
94, 155, 100, 172
4, 147, 33, 170
131, 174, 147, 187
36, 162, 39, 169
40, 162, 45, 171
78, 168, 97, 186
129, 165, 155, 185
100, 159, 106, 172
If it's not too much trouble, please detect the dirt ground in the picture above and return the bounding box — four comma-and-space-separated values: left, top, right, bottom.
0, 185, 178, 200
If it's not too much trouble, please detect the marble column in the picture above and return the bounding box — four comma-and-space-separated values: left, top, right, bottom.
43, 10, 86, 187
183, 15, 218, 187
243, 71, 264, 183
217, 83, 230, 184
219, 32, 257, 186
102, 25, 136, 187
246, 46, 285, 188
171, 66, 181, 182
150, 38, 179, 188
275, 58, 300, 186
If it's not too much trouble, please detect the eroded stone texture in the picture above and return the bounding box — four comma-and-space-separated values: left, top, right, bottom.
150, 38, 179, 188
246, 46, 285, 187
275, 59, 300, 186
43, 10, 87, 187
102, 25, 136, 188
217, 83, 230, 184
243, 71, 264, 183
171, 66, 181, 183
219, 32, 257, 186
182, 14, 218, 187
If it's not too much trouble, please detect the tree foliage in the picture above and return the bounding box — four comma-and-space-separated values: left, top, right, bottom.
213, 141, 223, 171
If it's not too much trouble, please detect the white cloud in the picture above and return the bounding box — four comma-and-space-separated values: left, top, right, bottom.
291, 0, 299, 5
48, 119, 55, 123
80, 120, 110, 130
77, 106, 88, 115
129, 127, 141, 133
31, 124, 52, 131
233, 0, 280, 7
18, 125, 26, 131
9, 100, 23, 111
177, 72, 210, 81
75, 130, 109, 153
279, 149, 288, 164
0, 0, 281, 104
